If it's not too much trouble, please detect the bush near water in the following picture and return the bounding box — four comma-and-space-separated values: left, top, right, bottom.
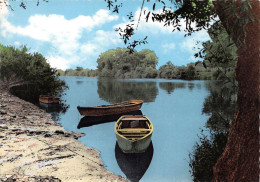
0, 44, 67, 103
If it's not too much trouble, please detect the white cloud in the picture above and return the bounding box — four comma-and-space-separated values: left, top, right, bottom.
47, 56, 71, 70
0, 1, 9, 18
162, 42, 175, 49
0, 9, 121, 69
162, 42, 176, 54
178, 30, 210, 63
114, 7, 194, 36
47, 29, 122, 70
1, 9, 118, 42
14, 41, 20, 46
114, 7, 174, 35
180, 30, 210, 53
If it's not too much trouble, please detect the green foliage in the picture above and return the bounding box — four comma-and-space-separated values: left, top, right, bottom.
108, 0, 217, 47
158, 61, 176, 79
63, 68, 98, 77
97, 48, 158, 79
186, 65, 196, 80
57, 69, 65, 76
158, 62, 207, 80
189, 131, 228, 182
195, 21, 237, 81
0, 44, 67, 103
203, 21, 237, 68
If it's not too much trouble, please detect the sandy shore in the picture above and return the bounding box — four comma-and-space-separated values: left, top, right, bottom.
0, 92, 126, 182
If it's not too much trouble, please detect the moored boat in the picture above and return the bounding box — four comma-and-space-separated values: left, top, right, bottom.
77, 100, 143, 116
115, 115, 153, 153
39, 95, 60, 104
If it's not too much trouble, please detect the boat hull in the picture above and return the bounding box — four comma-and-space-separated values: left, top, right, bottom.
116, 133, 152, 153
77, 100, 143, 116
39, 95, 60, 104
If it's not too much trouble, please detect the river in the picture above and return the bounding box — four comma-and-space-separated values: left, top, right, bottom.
53, 76, 212, 182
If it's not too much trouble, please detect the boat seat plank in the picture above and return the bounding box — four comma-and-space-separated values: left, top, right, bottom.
121, 118, 147, 121
122, 134, 147, 137
117, 129, 151, 133
119, 131, 149, 134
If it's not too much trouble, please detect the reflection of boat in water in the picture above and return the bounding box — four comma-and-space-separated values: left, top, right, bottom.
77, 100, 143, 116
115, 142, 153, 182
77, 110, 143, 129
115, 115, 153, 153
38, 101, 69, 122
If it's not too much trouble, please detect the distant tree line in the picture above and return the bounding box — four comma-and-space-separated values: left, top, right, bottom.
57, 67, 98, 77
57, 49, 219, 80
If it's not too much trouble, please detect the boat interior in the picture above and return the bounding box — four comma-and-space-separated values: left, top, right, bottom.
97, 100, 142, 108
116, 116, 152, 141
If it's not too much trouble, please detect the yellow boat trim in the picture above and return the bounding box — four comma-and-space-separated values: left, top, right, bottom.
115, 115, 153, 142
91, 100, 143, 109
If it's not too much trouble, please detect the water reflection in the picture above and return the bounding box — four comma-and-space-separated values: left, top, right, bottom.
77, 110, 143, 129
76, 80, 83, 85
196, 83, 201, 89
189, 81, 237, 181
97, 78, 158, 103
115, 142, 154, 182
159, 82, 186, 94
203, 81, 237, 132
188, 82, 195, 90
39, 102, 69, 122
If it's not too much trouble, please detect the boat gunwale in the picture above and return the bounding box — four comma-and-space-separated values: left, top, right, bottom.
77, 100, 143, 109
39, 95, 60, 99
115, 115, 153, 142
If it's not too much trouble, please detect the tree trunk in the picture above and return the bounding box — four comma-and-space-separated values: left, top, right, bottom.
213, 1, 259, 181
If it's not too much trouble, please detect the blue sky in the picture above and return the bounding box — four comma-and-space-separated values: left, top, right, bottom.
0, 0, 213, 70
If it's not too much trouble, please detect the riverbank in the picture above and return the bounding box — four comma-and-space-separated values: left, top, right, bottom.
0, 92, 126, 182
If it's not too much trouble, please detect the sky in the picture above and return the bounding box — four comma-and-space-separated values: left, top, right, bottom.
0, 0, 213, 70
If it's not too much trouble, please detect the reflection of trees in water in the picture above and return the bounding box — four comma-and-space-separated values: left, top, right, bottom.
39, 102, 69, 122
203, 81, 237, 132
97, 78, 158, 103
76, 80, 83, 85
188, 82, 195, 90
196, 83, 201, 89
189, 81, 237, 181
159, 82, 186, 94
189, 131, 228, 182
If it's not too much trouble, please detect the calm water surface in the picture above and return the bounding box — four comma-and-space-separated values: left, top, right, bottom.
56, 76, 211, 182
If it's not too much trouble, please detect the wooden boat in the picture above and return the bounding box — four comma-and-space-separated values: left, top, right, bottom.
39, 95, 60, 104
115, 115, 153, 153
77, 100, 143, 116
